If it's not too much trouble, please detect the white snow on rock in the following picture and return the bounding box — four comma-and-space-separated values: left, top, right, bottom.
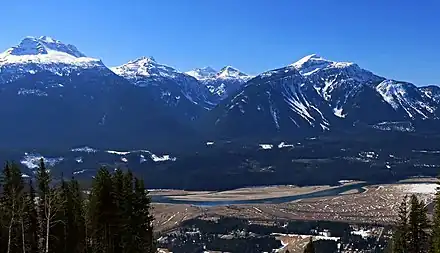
333, 107, 345, 118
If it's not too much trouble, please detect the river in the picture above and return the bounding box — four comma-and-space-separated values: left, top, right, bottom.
151, 182, 369, 206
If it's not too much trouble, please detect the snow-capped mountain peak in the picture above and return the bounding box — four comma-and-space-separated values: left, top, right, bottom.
111, 56, 182, 79
185, 66, 217, 79
292, 54, 356, 76
0, 36, 103, 81
292, 54, 330, 68
3, 36, 87, 58
129, 56, 156, 64
217, 66, 249, 79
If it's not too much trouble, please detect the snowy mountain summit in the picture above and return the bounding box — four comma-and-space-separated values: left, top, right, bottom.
0, 36, 100, 66
185, 67, 217, 79
292, 54, 359, 76
186, 65, 251, 81
186, 65, 252, 102
111, 56, 183, 80
0, 36, 103, 82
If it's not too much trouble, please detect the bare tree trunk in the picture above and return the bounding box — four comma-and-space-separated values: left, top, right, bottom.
21, 218, 26, 253
45, 203, 50, 253
7, 217, 13, 253
7, 196, 15, 253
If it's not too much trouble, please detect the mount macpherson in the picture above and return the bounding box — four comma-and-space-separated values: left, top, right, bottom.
1, 36, 439, 150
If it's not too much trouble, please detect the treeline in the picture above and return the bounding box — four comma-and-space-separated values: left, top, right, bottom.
0, 160, 154, 253
391, 191, 440, 253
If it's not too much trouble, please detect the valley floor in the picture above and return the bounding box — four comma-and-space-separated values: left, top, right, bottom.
152, 181, 438, 233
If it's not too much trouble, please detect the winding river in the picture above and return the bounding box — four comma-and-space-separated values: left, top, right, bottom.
151, 182, 369, 206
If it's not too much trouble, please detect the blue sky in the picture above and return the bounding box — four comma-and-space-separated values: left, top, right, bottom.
1, 0, 439, 85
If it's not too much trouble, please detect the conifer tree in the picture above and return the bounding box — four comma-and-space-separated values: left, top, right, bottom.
0, 162, 155, 253
408, 194, 429, 253
68, 178, 86, 253
1, 162, 25, 253
303, 237, 315, 253
112, 168, 126, 252
24, 179, 39, 253
87, 167, 118, 252
37, 159, 65, 253
432, 184, 440, 253
393, 195, 409, 253
133, 177, 155, 253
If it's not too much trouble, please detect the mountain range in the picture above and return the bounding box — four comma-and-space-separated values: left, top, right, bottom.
0, 36, 439, 150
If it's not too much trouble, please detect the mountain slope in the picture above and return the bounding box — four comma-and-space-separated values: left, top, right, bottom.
0, 37, 198, 150
207, 55, 440, 139
292, 54, 388, 120
292, 54, 440, 124
208, 66, 336, 139
111, 57, 213, 120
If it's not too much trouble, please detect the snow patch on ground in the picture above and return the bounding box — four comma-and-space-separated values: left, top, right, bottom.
73, 169, 86, 175
20, 154, 64, 169
259, 144, 273, 150
71, 146, 97, 153
278, 142, 294, 148
351, 230, 371, 238
151, 154, 177, 162
106, 150, 131, 155
396, 183, 438, 194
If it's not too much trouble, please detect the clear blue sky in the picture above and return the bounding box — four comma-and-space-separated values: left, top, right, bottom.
1, 0, 439, 85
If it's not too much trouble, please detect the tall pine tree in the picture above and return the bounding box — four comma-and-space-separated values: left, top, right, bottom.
393, 195, 409, 253
303, 237, 315, 253
408, 194, 429, 253
432, 183, 440, 253
1, 162, 25, 253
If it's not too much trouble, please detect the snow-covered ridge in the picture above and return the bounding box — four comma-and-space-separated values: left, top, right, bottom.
185, 67, 217, 79
186, 65, 251, 81
376, 80, 437, 119
0, 36, 101, 68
